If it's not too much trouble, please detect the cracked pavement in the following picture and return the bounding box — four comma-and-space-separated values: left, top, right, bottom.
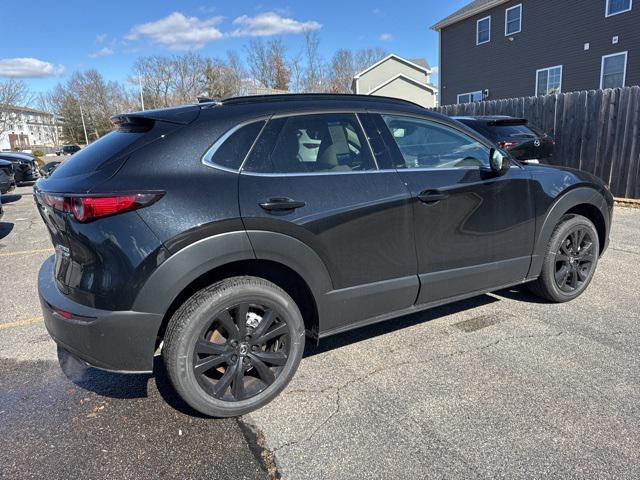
1, 183, 639, 479
245, 207, 640, 479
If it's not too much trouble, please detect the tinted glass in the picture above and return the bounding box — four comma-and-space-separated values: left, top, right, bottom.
245, 114, 376, 174
53, 132, 144, 178
382, 115, 490, 169
208, 121, 265, 170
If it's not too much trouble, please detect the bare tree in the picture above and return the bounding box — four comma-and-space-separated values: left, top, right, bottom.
327, 49, 355, 93
270, 39, 290, 91
0, 78, 31, 137
245, 39, 273, 89
354, 47, 387, 73
302, 30, 326, 92
133, 54, 206, 108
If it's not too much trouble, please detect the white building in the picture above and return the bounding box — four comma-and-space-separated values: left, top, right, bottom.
352, 54, 438, 108
0, 106, 63, 152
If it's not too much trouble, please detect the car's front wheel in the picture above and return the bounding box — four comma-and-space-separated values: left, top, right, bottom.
527, 214, 599, 302
163, 276, 305, 417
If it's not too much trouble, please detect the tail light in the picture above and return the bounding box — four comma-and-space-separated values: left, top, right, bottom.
41, 192, 163, 222
499, 140, 521, 149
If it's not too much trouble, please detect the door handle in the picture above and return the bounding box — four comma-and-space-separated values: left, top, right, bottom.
417, 190, 449, 204
259, 198, 306, 211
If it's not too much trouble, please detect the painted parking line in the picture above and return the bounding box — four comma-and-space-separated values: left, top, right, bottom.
0, 317, 44, 331
0, 248, 53, 258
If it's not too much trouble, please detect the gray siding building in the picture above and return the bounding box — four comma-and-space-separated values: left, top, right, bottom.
433, 0, 639, 105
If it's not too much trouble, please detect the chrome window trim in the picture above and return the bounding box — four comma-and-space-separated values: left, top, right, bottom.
201, 117, 270, 172
241, 169, 396, 178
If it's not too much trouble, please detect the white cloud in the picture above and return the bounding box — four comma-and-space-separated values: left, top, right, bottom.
126, 12, 224, 50
379, 33, 393, 41
372, 8, 385, 17
89, 47, 114, 58
0, 57, 64, 78
96, 33, 107, 44
431, 66, 439, 74
231, 12, 321, 37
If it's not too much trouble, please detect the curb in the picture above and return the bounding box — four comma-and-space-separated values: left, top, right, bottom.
615, 197, 640, 208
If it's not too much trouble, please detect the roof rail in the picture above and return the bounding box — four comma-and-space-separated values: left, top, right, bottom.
214, 93, 425, 109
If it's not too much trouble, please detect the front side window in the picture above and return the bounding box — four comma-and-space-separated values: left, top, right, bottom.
245, 113, 376, 174
606, 0, 632, 16
505, 4, 522, 35
477, 16, 491, 45
381, 115, 490, 169
600, 52, 628, 89
205, 120, 265, 171
536, 66, 562, 96
457, 91, 483, 104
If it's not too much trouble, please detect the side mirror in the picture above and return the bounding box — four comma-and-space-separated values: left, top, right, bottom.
487, 148, 510, 175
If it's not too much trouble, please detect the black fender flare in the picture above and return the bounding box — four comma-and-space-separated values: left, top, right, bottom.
133, 230, 334, 324
528, 187, 610, 278
133, 231, 255, 314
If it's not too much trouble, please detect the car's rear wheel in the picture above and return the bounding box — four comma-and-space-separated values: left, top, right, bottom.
163, 276, 305, 417
527, 214, 599, 302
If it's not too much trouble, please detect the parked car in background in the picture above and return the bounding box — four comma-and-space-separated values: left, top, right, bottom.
453, 116, 554, 163
56, 145, 81, 156
40, 161, 62, 178
0, 153, 38, 185
0, 193, 3, 222
0, 159, 16, 194
35, 94, 612, 418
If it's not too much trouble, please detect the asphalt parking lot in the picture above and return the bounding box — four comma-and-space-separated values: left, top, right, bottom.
1, 184, 639, 479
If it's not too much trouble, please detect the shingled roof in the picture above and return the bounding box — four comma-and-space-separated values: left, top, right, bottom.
431, 0, 511, 30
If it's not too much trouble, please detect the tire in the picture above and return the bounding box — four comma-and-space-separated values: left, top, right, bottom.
527, 214, 599, 302
163, 276, 305, 417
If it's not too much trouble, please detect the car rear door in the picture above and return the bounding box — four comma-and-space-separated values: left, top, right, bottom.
367, 113, 536, 305
239, 111, 418, 333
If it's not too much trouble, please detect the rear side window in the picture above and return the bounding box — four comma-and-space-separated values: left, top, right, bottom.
52, 132, 144, 178
244, 113, 376, 174
205, 121, 265, 171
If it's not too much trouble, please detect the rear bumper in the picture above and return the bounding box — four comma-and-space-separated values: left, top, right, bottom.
38, 255, 163, 373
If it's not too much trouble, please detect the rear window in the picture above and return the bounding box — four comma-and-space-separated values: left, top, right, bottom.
488, 124, 537, 138
205, 121, 265, 171
52, 132, 145, 178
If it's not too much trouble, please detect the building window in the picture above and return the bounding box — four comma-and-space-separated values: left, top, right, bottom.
606, 0, 632, 17
505, 4, 522, 36
476, 16, 491, 45
536, 66, 563, 96
457, 91, 483, 104
600, 52, 628, 89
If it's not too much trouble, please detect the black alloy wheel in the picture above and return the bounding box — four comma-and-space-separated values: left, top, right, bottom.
163, 276, 305, 417
554, 227, 596, 293
527, 214, 600, 303
193, 302, 290, 402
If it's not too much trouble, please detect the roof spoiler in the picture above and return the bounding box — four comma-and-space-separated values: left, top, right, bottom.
111, 104, 201, 127
488, 118, 528, 126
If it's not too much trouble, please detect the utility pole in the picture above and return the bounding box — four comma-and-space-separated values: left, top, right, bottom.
79, 104, 89, 146
139, 75, 145, 111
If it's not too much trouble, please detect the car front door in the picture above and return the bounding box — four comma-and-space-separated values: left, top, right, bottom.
239, 111, 418, 333
370, 113, 536, 305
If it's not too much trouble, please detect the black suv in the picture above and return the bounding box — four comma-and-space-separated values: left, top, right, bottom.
453, 116, 554, 163
0, 159, 15, 194
56, 145, 82, 156
35, 94, 613, 417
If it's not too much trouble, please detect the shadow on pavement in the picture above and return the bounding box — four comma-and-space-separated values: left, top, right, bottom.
0, 222, 15, 239
56, 346, 208, 417
494, 285, 551, 304
0, 194, 22, 204
304, 293, 499, 358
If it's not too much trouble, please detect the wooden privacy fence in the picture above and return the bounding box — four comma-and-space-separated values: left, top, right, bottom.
434, 87, 640, 199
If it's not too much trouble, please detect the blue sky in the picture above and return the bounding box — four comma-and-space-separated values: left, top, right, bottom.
0, 0, 468, 94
